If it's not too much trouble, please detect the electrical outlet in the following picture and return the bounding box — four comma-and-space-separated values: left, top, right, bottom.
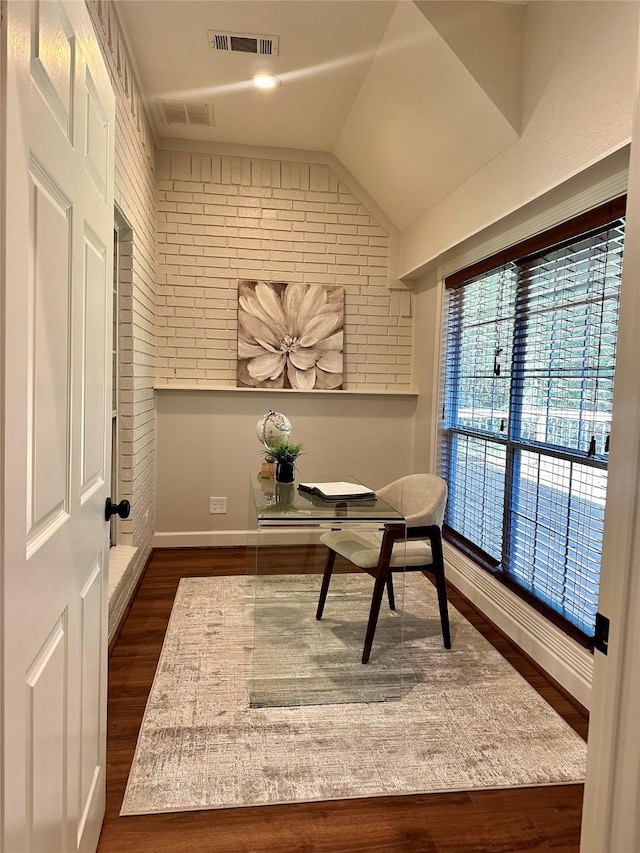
209, 496, 227, 514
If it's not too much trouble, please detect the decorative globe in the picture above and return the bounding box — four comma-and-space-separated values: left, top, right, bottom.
256, 410, 292, 449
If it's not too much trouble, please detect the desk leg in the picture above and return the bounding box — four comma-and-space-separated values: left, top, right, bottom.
316, 548, 336, 620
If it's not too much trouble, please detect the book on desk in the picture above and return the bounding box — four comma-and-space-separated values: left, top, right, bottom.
298, 481, 376, 502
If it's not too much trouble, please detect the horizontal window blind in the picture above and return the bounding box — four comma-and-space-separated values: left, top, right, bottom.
514, 224, 623, 455
441, 202, 625, 638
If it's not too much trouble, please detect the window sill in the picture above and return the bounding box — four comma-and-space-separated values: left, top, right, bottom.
108, 545, 138, 603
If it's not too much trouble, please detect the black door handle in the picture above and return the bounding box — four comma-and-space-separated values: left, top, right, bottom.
105, 498, 131, 521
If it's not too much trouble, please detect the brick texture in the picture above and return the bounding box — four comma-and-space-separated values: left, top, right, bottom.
88, 0, 156, 641
156, 150, 411, 390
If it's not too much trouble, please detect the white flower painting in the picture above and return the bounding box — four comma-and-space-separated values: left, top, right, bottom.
237, 281, 344, 389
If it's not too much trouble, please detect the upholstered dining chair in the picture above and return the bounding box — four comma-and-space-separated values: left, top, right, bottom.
315, 473, 451, 664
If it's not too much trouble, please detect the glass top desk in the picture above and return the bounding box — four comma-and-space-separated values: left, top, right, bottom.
248, 476, 406, 708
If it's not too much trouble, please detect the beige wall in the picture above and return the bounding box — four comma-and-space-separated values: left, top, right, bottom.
410, 268, 442, 475
401, 1, 639, 277
155, 390, 416, 543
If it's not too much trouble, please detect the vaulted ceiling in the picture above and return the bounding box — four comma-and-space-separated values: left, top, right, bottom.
117, 0, 526, 230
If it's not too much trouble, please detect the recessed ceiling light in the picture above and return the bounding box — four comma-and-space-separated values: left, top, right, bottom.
252, 73, 280, 90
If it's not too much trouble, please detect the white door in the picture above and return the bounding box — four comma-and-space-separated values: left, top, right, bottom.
1, 1, 115, 851
580, 18, 640, 852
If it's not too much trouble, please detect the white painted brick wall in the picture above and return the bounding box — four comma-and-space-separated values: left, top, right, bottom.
88, 0, 156, 642
156, 150, 411, 390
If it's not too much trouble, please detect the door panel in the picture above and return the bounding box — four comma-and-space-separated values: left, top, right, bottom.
3, 2, 115, 851
29, 166, 72, 545
79, 562, 103, 828
26, 615, 68, 853
31, 0, 75, 140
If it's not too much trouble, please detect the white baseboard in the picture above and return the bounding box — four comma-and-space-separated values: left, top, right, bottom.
444, 542, 593, 709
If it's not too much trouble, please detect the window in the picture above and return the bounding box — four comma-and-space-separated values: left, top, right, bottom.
441, 198, 626, 639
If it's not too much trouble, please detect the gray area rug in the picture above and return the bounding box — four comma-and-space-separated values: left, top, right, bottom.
121, 573, 587, 815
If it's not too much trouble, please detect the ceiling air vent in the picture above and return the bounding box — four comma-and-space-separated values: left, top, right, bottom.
158, 100, 214, 127
208, 30, 279, 57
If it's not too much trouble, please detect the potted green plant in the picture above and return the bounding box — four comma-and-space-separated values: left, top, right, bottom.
267, 439, 303, 483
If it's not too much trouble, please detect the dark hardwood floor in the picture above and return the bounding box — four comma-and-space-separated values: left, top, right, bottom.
98, 547, 588, 853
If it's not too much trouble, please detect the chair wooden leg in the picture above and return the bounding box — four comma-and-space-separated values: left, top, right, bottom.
362, 573, 388, 664
316, 548, 336, 620
362, 525, 400, 664
386, 573, 395, 610
430, 531, 451, 649
434, 568, 451, 649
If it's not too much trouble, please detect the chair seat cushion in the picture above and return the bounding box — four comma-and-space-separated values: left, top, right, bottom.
320, 529, 433, 569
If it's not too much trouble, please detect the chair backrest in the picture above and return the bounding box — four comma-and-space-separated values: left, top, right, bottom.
376, 474, 447, 529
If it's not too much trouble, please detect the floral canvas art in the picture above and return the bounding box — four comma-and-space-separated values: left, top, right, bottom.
237, 281, 344, 389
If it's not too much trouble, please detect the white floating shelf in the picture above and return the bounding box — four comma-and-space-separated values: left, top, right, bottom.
154, 384, 418, 397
